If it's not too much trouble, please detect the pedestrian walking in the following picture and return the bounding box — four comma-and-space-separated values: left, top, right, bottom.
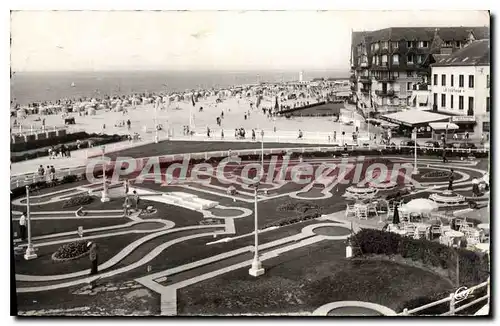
123, 196, 130, 216
19, 212, 27, 241
448, 169, 454, 191
38, 165, 45, 180
50, 166, 56, 182
88, 242, 98, 275
133, 190, 140, 211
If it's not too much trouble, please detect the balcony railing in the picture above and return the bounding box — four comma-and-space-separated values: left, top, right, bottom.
359, 76, 371, 83
412, 83, 430, 91
374, 75, 396, 82
375, 89, 396, 97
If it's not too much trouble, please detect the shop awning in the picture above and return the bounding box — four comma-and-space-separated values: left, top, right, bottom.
428, 122, 459, 130
381, 110, 450, 128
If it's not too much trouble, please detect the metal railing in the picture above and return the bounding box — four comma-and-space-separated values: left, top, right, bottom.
399, 278, 490, 316
11, 141, 490, 189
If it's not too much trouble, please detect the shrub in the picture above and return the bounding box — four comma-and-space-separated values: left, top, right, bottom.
61, 174, 78, 184
263, 209, 321, 229
354, 229, 489, 286
62, 195, 94, 208
52, 241, 90, 261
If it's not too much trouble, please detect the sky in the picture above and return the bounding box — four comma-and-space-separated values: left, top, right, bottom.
10, 10, 490, 72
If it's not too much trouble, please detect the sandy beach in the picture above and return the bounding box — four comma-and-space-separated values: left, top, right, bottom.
11, 95, 366, 141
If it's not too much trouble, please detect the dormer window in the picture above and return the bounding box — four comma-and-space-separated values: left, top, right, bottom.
443, 41, 453, 47
455, 41, 461, 48
417, 41, 429, 48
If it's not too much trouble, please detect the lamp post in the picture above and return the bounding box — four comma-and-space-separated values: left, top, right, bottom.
101, 145, 109, 202
249, 180, 265, 277
24, 186, 37, 260
261, 130, 264, 171
412, 128, 419, 175
154, 101, 159, 143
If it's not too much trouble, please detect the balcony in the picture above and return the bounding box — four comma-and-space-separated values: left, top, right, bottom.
359, 76, 371, 83
360, 62, 369, 68
374, 75, 396, 82
375, 89, 396, 97
412, 83, 430, 91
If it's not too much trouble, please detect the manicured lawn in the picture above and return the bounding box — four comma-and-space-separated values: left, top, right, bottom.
103, 140, 322, 161
14, 233, 147, 276
177, 239, 454, 315
23, 219, 127, 238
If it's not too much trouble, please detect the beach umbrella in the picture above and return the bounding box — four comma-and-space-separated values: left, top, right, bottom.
392, 203, 400, 224
402, 198, 439, 214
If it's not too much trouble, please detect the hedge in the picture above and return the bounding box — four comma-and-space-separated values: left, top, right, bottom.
351, 229, 489, 287
11, 134, 128, 162
11, 131, 89, 152
263, 209, 322, 229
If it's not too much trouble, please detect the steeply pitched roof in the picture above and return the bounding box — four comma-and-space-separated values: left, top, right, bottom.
351, 31, 369, 46
351, 26, 489, 44
431, 39, 490, 66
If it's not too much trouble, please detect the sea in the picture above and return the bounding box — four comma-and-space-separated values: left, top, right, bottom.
10, 70, 348, 105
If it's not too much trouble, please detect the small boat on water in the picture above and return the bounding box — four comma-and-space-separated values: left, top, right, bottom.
71, 82, 76, 87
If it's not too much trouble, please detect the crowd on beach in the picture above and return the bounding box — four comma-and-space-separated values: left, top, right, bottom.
10, 79, 348, 121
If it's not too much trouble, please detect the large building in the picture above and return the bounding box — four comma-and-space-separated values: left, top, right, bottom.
430, 39, 490, 136
350, 26, 489, 117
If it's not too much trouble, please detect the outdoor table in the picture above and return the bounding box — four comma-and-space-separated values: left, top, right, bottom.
474, 243, 490, 253
477, 223, 489, 231
444, 230, 464, 238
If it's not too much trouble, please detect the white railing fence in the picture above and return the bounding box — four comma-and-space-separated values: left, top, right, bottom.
399, 278, 490, 316
11, 138, 490, 189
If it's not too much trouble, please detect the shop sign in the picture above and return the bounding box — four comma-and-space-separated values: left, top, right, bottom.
443, 88, 465, 94
452, 116, 476, 122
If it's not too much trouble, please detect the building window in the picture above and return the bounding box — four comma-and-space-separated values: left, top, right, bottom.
459, 96, 464, 110
381, 41, 388, 49
450, 95, 454, 109
392, 41, 399, 49
444, 41, 453, 47
441, 74, 446, 86
451, 74, 454, 87
417, 55, 424, 64
441, 94, 446, 107
459, 75, 464, 87
487, 75, 490, 88
468, 97, 474, 115
407, 41, 414, 48
382, 55, 388, 64
407, 55, 414, 64
406, 71, 414, 78
407, 82, 411, 90
418, 41, 429, 48
374, 43, 379, 50
468, 75, 474, 88
433, 74, 438, 85
392, 54, 399, 65
455, 41, 461, 48
433, 93, 438, 106
486, 97, 490, 112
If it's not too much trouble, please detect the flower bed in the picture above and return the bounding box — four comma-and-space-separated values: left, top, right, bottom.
277, 200, 319, 213
422, 170, 451, 179
62, 195, 94, 208
199, 218, 224, 225
263, 210, 322, 229
51, 241, 90, 262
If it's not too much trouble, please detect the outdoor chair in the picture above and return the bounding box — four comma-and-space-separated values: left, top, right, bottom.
430, 226, 442, 240
367, 204, 379, 217
356, 206, 368, 220
345, 204, 356, 217
413, 227, 428, 240
466, 232, 481, 246
403, 224, 416, 238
